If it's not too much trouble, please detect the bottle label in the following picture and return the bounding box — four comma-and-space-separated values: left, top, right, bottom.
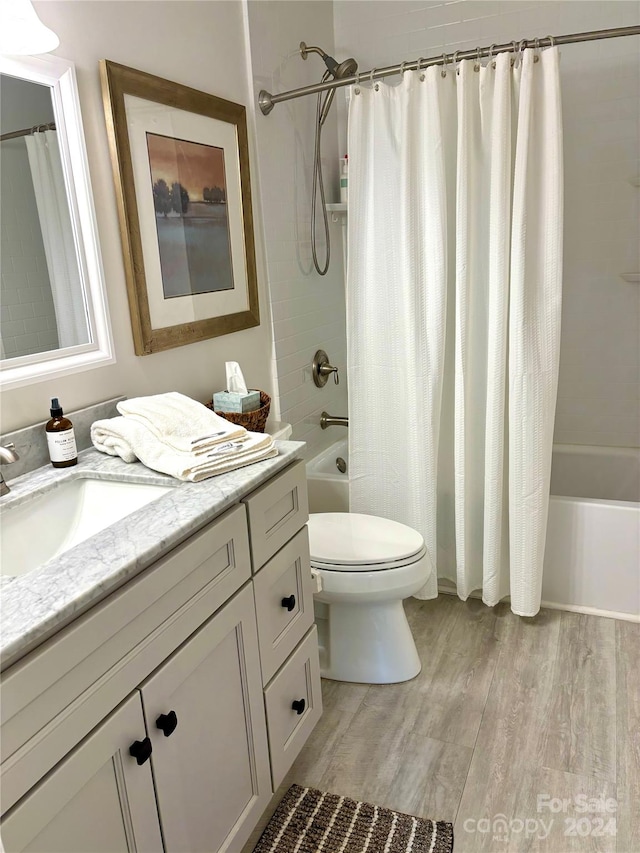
47, 428, 77, 462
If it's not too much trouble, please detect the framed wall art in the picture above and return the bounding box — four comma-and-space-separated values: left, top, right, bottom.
100, 60, 260, 355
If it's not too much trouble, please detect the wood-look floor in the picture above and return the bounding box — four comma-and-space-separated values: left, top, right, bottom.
258, 598, 639, 853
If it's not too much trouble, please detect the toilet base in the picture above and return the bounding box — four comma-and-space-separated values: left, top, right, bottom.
316, 600, 422, 684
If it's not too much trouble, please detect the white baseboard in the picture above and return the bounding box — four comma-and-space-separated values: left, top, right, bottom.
436, 584, 640, 624
538, 599, 640, 623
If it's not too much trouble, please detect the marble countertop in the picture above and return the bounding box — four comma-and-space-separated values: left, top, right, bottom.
0, 441, 304, 670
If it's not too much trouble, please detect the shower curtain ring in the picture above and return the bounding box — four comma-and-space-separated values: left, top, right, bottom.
533, 37, 540, 62
453, 51, 460, 75
418, 57, 426, 81
474, 46, 481, 72
510, 39, 518, 66
488, 43, 497, 69
441, 52, 448, 77
546, 34, 556, 47
519, 38, 527, 63
354, 70, 361, 95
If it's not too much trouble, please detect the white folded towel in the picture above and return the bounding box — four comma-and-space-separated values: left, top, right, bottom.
91, 417, 277, 482
91, 416, 139, 463
117, 392, 246, 453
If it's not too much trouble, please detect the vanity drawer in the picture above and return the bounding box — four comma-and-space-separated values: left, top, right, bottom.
263, 627, 322, 789
243, 461, 308, 571
253, 528, 314, 684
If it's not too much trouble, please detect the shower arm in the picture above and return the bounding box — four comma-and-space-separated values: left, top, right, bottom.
300, 43, 329, 61
258, 25, 640, 115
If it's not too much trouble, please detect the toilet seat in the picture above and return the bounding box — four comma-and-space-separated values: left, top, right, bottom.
308, 512, 425, 572
311, 545, 428, 573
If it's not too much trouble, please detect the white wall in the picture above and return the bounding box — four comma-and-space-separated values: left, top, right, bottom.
246, 0, 349, 458
4, 1, 636, 448
0, 76, 59, 359
334, 0, 640, 448
0, 1, 275, 433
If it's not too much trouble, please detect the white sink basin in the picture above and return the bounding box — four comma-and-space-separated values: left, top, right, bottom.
1, 477, 173, 578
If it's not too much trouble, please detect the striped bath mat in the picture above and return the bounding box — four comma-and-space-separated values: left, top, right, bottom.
253, 784, 454, 853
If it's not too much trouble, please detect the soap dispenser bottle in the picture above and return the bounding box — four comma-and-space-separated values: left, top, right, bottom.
45, 398, 78, 468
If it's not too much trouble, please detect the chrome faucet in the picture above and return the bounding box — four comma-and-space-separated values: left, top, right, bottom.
0, 443, 20, 496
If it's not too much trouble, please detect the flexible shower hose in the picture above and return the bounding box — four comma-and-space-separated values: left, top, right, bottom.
311, 81, 331, 276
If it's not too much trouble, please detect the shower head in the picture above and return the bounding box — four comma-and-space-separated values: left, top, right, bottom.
300, 42, 358, 80
300, 42, 359, 125
333, 56, 358, 79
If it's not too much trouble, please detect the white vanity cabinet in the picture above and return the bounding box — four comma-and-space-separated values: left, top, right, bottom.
0, 459, 321, 853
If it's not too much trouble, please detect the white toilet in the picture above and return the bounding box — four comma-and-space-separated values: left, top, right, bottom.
307, 513, 432, 684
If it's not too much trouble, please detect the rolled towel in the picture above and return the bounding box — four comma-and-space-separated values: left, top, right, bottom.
91, 416, 140, 463
117, 392, 246, 453
91, 417, 277, 482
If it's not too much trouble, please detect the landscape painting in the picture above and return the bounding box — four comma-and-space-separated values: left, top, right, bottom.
101, 61, 260, 355
146, 132, 234, 298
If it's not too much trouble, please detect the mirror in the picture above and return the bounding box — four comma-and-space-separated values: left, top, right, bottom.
0, 54, 113, 389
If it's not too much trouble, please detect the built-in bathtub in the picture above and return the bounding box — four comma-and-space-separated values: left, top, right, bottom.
306, 439, 640, 620
306, 439, 350, 514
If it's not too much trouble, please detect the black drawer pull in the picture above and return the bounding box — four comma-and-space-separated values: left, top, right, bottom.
156, 711, 178, 737
291, 698, 306, 715
129, 737, 152, 765
281, 595, 296, 612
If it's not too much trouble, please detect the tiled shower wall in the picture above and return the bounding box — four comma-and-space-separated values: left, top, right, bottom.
247, 0, 348, 458
334, 0, 640, 448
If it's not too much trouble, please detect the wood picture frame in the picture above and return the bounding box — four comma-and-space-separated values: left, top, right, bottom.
100, 60, 260, 355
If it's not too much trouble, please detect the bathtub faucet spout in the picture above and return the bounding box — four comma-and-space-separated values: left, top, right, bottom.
320, 411, 349, 429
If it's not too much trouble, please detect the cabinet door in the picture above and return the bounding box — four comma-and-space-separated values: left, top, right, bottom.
139, 584, 271, 853
0, 694, 162, 853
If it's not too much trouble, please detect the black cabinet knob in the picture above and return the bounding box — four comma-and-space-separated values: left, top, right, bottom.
156, 710, 178, 737
129, 737, 152, 765
291, 698, 306, 715
281, 595, 296, 612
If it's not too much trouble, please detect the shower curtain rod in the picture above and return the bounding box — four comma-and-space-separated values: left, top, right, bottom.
258, 24, 640, 115
0, 122, 56, 142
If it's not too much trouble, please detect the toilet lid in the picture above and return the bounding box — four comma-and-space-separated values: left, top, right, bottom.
307, 513, 425, 570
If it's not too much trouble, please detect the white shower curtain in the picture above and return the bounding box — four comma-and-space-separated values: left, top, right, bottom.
347, 48, 563, 616
25, 130, 88, 349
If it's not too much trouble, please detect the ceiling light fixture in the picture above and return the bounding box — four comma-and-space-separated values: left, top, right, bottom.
0, 0, 59, 56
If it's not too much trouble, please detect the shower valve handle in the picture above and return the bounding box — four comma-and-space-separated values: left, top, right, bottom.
319, 363, 339, 384
313, 350, 340, 387
318, 364, 340, 385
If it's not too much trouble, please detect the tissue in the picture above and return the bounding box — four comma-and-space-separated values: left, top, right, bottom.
226, 361, 248, 395
213, 362, 261, 413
